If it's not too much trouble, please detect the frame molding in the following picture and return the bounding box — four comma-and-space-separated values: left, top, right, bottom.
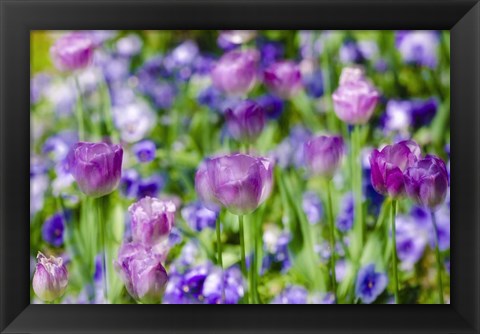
1, 0, 479, 333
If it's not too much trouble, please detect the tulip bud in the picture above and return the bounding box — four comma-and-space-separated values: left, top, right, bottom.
50, 32, 94, 71
195, 153, 274, 215
404, 155, 449, 209
32, 252, 68, 302
225, 100, 266, 143
304, 135, 344, 179
66, 142, 123, 198
332, 67, 380, 125
114, 242, 168, 304
369, 140, 421, 198
263, 60, 302, 99
129, 196, 176, 247
211, 49, 259, 96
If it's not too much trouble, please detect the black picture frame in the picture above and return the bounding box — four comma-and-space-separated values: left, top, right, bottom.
1, 0, 479, 333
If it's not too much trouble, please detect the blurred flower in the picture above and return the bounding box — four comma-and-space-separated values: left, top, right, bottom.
163, 263, 211, 304
355, 264, 387, 304
310, 292, 336, 304
395, 215, 428, 271
137, 174, 165, 199
119, 169, 140, 198
263, 225, 291, 272
45, 81, 77, 116
271, 285, 308, 304
114, 242, 168, 303
66, 142, 123, 198
302, 66, 324, 99
50, 32, 94, 71
211, 49, 259, 96
30, 171, 49, 216
113, 100, 156, 143
195, 153, 274, 215
219, 30, 256, 46
101, 56, 130, 83
116, 34, 143, 57
129, 196, 176, 247
263, 60, 303, 99
132, 140, 156, 163
42, 131, 78, 163
304, 134, 344, 179
339, 40, 365, 64
258, 39, 284, 68
202, 266, 244, 304
271, 126, 311, 168
404, 155, 449, 209
332, 67, 380, 125
336, 192, 354, 232
181, 201, 219, 232
256, 94, 284, 119
395, 30, 439, 68
197, 86, 224, 111
299, 31, 324, 59
165, 40, 199, 69
369, 140, 421, 198
382, 99, 438, 134
32, 252, 68, 302
225, 100, 266, 143
302, 191, 323, 225
31, 73, 51, 104
42, 213, 66, 247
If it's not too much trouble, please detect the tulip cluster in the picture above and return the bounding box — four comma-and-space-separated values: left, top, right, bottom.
30, 29, 450, 305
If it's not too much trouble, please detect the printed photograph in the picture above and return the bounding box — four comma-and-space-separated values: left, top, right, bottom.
30, 30, 450, 304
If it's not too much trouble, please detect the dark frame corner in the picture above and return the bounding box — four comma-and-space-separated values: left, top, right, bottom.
1, 0, 479, 333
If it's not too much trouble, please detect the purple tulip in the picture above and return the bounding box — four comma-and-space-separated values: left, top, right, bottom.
225, 100, 266, 143
129, 196, 176, 247
355, 264, 388, 304
404, 155, 449, 209
50, 32, 94, 71
369, 140, 421, 198
332, 67, 380, 125
263, 60, 302, 99
32, 252, 68, 302
304, 135, 344, 179
66, 142, 123, 198
211, 49, 259, 96
132, 140, 156, 163
195, 153, 274, 215
114, 242, 168, 304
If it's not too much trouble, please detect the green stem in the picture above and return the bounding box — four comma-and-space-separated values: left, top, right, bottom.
351, 125, 364, 255
73, 76, 85, 141
430, 211, 445, 304
391, 200, 400, 304
251, 216, 259, 304
239, 215, 249, 304
96, 197, 108, 304
215, 218, 225, 303
326, 180, 338, 302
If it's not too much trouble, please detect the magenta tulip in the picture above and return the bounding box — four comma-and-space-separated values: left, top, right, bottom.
263, 60, 303, 99
332, 67, 380, 125
404, 155, 449, 209
211, 49, 259, 96
50, 32, 94, 71
225, 100, 266, 143
114, 242, 168, 304
304, 135, 344, 179
370, 140, 421, 198
66, 142, 123, 198
32, 252, 68, 302
129, 196, 176, 247
195, 153, 274, 215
